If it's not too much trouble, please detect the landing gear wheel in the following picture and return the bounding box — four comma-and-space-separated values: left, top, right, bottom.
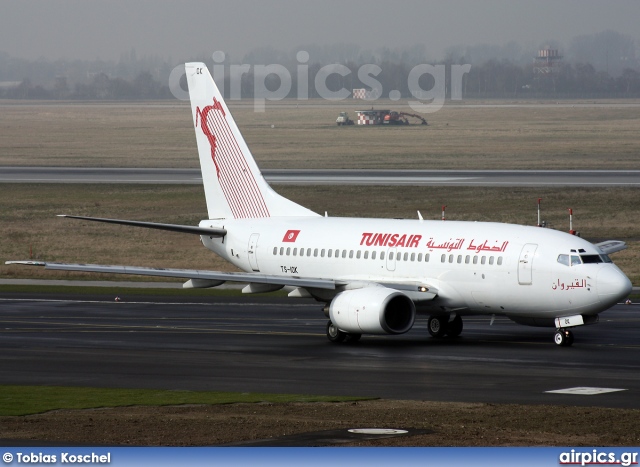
326, 320, 346, 343
554, 329, 574, 347
428, 316, 448, 338
344, 333, 362, 344
446, 315, 463, 338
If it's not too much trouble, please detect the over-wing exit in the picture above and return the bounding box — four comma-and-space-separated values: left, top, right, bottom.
7, 62, 632, 347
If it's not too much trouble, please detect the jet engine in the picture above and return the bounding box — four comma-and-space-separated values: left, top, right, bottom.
329, 287, 415, 335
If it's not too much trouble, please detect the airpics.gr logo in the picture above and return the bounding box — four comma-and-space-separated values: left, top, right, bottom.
282, 230, 301, 242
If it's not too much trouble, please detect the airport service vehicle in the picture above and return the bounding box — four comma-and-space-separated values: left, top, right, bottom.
336, 112, 354, 126
7, 62, 632, 347
383, 111, 428, 125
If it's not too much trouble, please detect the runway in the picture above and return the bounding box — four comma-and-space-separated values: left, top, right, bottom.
1, 291, 639, 409
2, 167, 640, 186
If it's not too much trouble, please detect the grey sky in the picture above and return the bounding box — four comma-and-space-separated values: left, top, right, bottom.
2, 0, 639, 62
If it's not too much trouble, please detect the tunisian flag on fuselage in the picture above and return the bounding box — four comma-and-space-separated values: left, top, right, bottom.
282, 230, 301, 242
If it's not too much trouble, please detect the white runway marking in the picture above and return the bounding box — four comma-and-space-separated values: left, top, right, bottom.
348, 429, 408, 435
545, 387, 627, 395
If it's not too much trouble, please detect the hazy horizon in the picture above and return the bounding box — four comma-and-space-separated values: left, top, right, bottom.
2, 0, 639, 63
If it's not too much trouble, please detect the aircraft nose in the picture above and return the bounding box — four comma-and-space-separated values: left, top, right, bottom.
597, 265, 632, 307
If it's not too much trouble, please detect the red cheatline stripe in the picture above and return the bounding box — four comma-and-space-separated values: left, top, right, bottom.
209, 105, 270, 218
206, 100, 270, 219
211, 99, 269, 217
198, 108, 238, 217
214, 115, 247, 218
210, 108, 266, 218
216, 110, 270, 216
209, 110, 249, 218
208, 110, 252, 218
210, 112, 252, 218
205, 113, 245, 218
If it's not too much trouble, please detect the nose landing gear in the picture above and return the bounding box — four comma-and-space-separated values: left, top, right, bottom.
554, 328, 574, 347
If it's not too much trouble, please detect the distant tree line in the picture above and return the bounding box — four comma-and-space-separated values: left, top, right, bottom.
3, 59, 640, 101
1, 30, 638, 100
1, 71, 173, 100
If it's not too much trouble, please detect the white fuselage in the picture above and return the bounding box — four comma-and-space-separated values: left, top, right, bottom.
200, 216, 630, 323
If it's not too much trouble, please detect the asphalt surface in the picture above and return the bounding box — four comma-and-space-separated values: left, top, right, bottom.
2, 167, 640, 186
1, 290, 639, 409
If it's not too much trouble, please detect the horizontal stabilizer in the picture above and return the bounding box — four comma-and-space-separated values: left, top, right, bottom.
58, 215, 226, 237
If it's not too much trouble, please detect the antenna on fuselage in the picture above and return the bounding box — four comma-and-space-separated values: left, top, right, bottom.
568, 208, 577, 236
537, 198, 542, 227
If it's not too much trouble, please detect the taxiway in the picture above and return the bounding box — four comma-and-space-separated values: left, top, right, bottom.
0, 291, 638, 409
2, 167, 640, 186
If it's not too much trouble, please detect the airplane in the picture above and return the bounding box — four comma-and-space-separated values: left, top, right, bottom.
6, 62, 632, 347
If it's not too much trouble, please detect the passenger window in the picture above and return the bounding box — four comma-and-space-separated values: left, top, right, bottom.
465, 255, 470, 264
342, 250, 347, 258
364, 251, 369, 259
441, 254, 446, 263
356, 250, 361, 259
457, 255, 462, 264
403, 252, 409, 261
389, 252, 394, 260
321, 249, 325, 258
489, 256, 494, 265
294, 248, 299, 256
327, 249, 332, 258
349, 250, 354, 259
417, 253, 423, 262
497, 256, 503, 266
335, 249, 339, 258
425, 253, 430, 262
372, 251, 377, 260
557, 254, 569, 266
380, 251, 385, 260
473, 256, 478, 264
273, 247, 277, 255
280, 247, 284, 255
449, 254, 454, 263
314, 248, 318, 257
286, 247, 291, 256
481, 256, 486, 265
410, 253, 415, 262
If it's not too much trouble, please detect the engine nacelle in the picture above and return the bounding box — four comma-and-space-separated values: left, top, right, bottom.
329, 287, 416, 335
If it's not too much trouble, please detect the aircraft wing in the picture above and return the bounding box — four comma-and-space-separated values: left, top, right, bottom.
5, 261, 336, 290
595, 240, 627, 255
5, 261, 439, 300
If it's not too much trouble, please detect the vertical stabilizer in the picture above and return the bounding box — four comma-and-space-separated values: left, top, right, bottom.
185, 62, 318, 219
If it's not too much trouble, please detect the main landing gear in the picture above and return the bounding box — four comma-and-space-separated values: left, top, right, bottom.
427, 315, 463, 338
554, 328, 574, 347
326, 320, 361, 344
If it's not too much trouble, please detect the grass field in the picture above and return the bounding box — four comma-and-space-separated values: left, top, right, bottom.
1, 99, 640, 170
1, 99, 638, 283
0, 385, 366, 416
1, 184, 639, 284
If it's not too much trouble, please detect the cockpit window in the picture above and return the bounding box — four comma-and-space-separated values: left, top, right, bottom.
581, 254, 609, 264
560, 253, 612, 266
